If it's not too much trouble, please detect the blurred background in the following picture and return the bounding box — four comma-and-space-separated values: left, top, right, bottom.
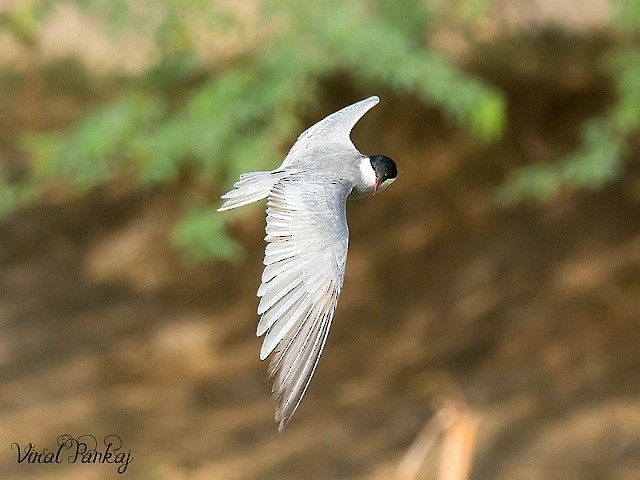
1, 0, 640, 478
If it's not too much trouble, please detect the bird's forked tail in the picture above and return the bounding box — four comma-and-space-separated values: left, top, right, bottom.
217, 171, 285, 212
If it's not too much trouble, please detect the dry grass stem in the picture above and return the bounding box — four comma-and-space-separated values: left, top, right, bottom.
394, 399, 480, 480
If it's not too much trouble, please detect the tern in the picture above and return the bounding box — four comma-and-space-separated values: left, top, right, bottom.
218, 96, 397, 430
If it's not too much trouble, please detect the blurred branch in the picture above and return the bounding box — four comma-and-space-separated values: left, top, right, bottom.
395, 398, 480, 480
438, 402, 480, 480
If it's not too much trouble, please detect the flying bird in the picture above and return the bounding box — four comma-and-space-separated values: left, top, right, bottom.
218, 96, 397, 430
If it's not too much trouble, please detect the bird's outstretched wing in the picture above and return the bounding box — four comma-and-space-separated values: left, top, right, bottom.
282, 96, 379, 167
257, 174, 351, 430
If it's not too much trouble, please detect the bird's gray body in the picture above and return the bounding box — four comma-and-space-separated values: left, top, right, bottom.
218, 96, 395, 429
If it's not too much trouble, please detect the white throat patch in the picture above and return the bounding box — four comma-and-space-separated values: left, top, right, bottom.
359, 157, 378, 190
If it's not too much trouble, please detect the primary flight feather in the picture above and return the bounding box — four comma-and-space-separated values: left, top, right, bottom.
218, 96, 397, 430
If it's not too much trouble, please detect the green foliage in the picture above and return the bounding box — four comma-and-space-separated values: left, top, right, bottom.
499, 1, 640, 205
498, 43, 640, 205
0, 176, 38, 219
497, 122, 624, 205
4, 1, 640, 242
277, 0, 505, 141
24, 94, 167, 188
612, 0, 640, 32
172, 207, 244, 263
2, 0, 505, 260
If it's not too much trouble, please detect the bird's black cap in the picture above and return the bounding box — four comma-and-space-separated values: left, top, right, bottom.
369, 155, 398, 182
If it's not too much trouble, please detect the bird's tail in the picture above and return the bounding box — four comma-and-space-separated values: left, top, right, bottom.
217, 171, 284, 212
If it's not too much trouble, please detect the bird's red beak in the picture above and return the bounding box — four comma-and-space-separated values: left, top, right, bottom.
373, 177, 382, 196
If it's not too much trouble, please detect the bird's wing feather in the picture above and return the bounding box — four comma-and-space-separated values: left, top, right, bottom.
282, 96, 379, 167
257, 174, 351, 430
